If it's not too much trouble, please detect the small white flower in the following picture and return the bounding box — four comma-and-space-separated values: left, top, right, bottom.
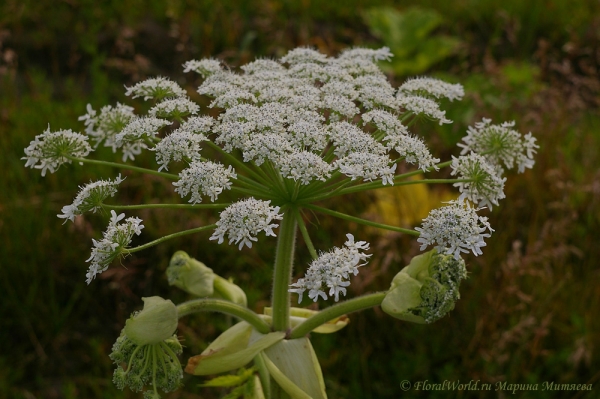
335, 58, 383, 77
86, 210, 144, 284
277, 151, 333, 185
334, 152, 397, 185
239, 133, 293, 166
285, 116, 328, 152
415, 200, 493, 260
385, 133, 440, 171
79, 103, 136, 148
322, 94, 360, 118
125, 77, 186, 101
329, 121, 386, 158
210, 199, 283, 250
114, 117, 172, 161
210, 89, 257, 109
179, 116, 215, 134
172, 161, 236, 203
321, 80, 359, 101
241, 58, 286, 74
451, 153, 506, 210
337, 47, 393, 62
396, 94, 452, 125
58, 174, 125, 222
459, 118, 538, 173
289, 234, 371, 303
280, 47, 329, 65
153, 130, 207, 171
398, 77, 464, 101
23, 127, 93, 176
362, 109, 409, 136
288, 62, 329, 81
354, 75, 397, 109
148, 97, 200, 119
183, 58, 222, 77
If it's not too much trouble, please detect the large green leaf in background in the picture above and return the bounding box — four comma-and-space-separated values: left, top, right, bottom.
363, 6, 460, 76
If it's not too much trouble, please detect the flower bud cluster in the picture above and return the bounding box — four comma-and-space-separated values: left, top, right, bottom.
382, 250, 467, 324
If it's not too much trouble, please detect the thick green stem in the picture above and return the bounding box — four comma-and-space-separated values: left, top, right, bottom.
289, 292, 386, 339
67, 156, 178, 180
126, 224, 216, 253
271, 208, 297, 332
304, 204, 419, 236
176, 298, 271, 334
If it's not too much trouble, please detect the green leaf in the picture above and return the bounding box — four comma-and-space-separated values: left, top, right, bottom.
185, 322, 285, 375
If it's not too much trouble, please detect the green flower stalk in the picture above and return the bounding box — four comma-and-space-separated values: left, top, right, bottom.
167, 251, 247, 306
110, 297, 183, 398
382, 249, 467, 324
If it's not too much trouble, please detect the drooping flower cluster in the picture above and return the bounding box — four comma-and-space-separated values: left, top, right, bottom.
58, 174, 125, 222
210, 199, 283, 250
459, 118, 539, 173
289, 234, 371, 303
415, 200, 493, 260
86, 210, 144, 284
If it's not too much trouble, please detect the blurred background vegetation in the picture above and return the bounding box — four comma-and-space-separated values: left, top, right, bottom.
1, 0, 600, 398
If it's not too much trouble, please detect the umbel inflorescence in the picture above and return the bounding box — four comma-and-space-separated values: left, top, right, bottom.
24, 46, 537, 398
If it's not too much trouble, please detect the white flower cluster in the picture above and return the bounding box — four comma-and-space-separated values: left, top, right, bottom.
210, 199, 283, 250
384, 133, 440, 171
78, 103, 136, 149
415, 200, 493, 260
398, 77, 465, 102
124, 77, 187, 101
173, 161, 237, 203
58, 174, 125, 222
289, 234, 371, 303
396, 94, 451, 125
23, 126, 92, 176
179, 46, 459, 186
451, 153, 506, 209
182, 58, 222, 77
149, 97, 200, 119
114, 117, 172, 161
459, 118, 539, 173
86, 211, 144, 284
